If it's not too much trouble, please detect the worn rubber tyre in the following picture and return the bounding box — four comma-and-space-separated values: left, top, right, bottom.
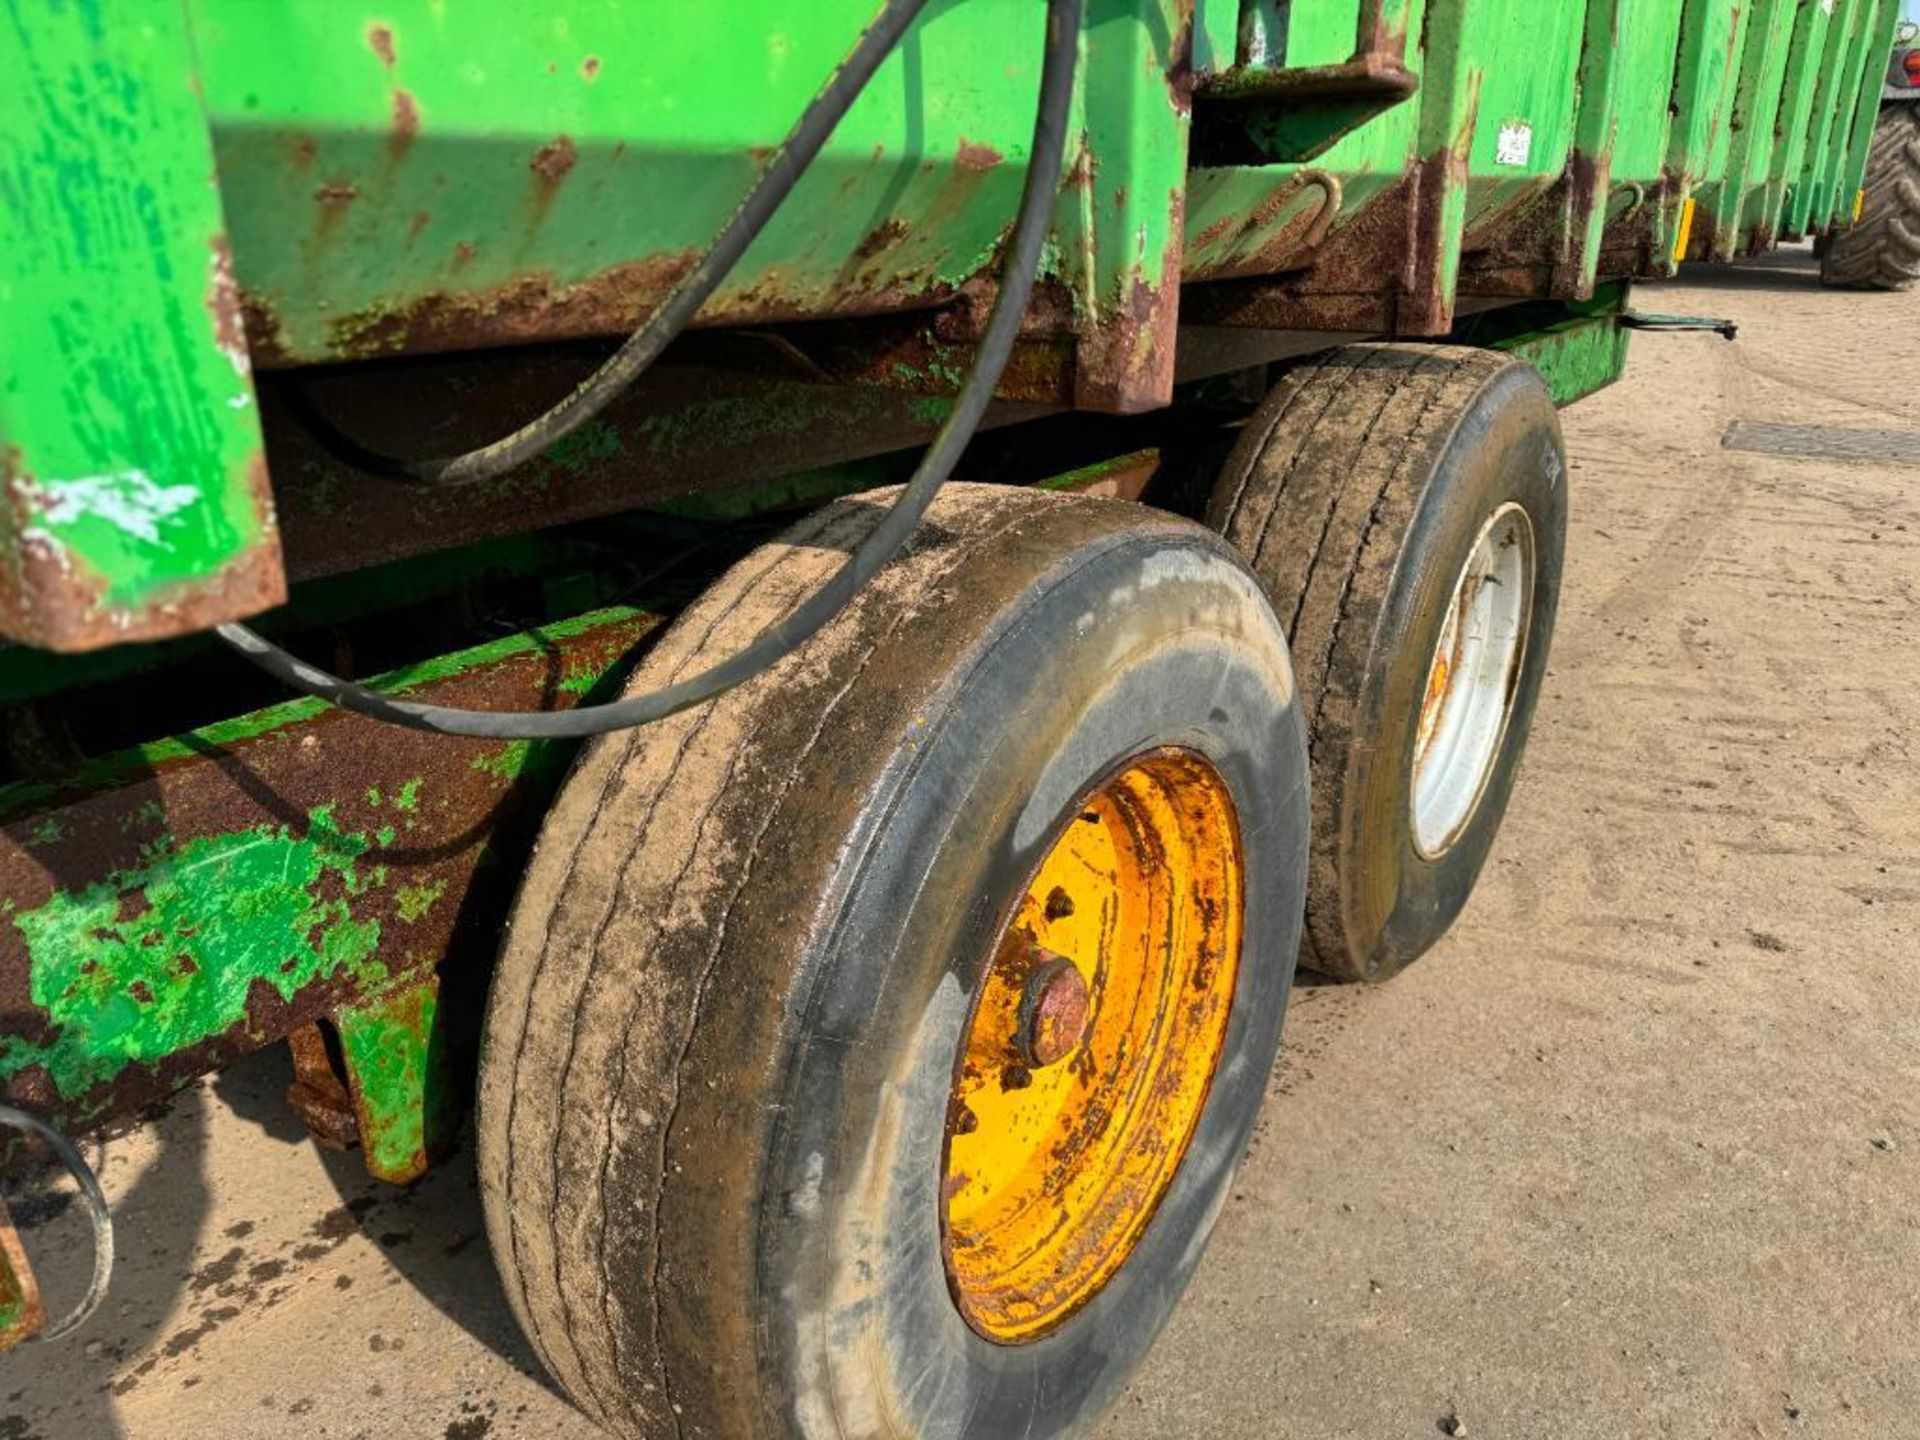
1821, 103, 1920, 290
477, 484, 1309, 1440
1206, 344, 1565, 983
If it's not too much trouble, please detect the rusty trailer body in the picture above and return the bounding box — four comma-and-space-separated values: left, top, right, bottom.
0, 0, 1901, 1413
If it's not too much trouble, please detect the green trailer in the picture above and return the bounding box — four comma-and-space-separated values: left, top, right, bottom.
0, 1, 1900, 1434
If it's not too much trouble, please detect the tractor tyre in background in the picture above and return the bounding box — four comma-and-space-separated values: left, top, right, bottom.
1207, 344, 1567, 984
477, 484, 1309, 1439
1821, 103, 1920, 290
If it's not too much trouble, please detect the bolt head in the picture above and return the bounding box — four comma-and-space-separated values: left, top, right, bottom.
1018, 953, 1091, 1068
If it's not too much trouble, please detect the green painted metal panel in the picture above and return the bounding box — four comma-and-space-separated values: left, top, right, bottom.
1193, 0, 1239, 72
1702, 0, 1762, 180
1591, 0, 1692, 280
1561, 0, 1633, 294
0, 602, 658, 1137
1834, 0, 1904, 223
0, 0, 1898, 658
6, 0, 1893, 509
1669, 0, 1748, 181
188, 0, 1042, 362
1745, 0, 1809, 189
1185, 2, 1428, 284
1612, 0, 1691, 180
1186, 0, 1887, 327
1699, 0, 1801, 256
0, 0, 284, 653
1808, 0, 1887, 228
1495, 310, 1634, 407
189, 0, 1191, 413
1761, 0, 1841, 245
1056, 0, 1192, 411
1457, 0, 1589, 214
1820, 0, 1883, 228
1787, 0, 1868, 236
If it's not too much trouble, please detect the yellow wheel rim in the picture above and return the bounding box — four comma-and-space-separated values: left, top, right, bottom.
940, 748, 1244, 1344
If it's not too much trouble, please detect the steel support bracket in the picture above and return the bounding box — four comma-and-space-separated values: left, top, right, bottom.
286, 976, 456, 1186
1619, 310, 1739, 340
334, 977, 457, 1187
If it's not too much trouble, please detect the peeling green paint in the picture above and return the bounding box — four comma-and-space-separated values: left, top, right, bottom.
557, 657, 604, 696
0, 605, 658, 1149
469, 740, 536, 782
0, 807, 388, 1099
394, 880, 446, 924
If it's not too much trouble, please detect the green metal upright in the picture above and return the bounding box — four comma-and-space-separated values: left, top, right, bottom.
0, 1, 283, 652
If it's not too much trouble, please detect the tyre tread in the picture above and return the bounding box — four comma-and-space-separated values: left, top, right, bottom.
1822, 105, 1920, 291
1208, 344, 1526, 978
479, 486, 1184, 1439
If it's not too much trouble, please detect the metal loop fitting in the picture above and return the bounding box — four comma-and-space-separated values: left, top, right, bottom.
0, 1105, 114, 1340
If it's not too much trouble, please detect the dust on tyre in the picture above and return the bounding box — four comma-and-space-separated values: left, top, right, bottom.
1821, 102, 1920, 291
477, 484, 1309, 1439
1206, 344, 1566, 983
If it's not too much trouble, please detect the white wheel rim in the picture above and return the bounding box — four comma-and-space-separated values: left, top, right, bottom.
1410, 502, 1535, 859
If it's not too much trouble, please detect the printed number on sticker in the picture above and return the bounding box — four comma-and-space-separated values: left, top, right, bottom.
1495, 122, 1532, 168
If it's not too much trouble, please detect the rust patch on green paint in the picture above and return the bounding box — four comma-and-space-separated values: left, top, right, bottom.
531, 135, 579, 184
0, 606, 659, 1140
390, 90, 421, 158
955, 138, 1004, 172
367, 24, 397, 68
0, 807, 388, 1100
319, 249, 698, 362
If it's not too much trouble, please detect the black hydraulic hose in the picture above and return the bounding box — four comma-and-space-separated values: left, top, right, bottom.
318, 0, 935, 486
218, 0, 1083, 740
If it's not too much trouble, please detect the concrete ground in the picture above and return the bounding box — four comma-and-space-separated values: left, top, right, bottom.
5, 248, 1919, 1440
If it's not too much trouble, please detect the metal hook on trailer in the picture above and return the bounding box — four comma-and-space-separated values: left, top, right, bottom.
1294, 168, 1347, 250
1608, 181, 1648, 221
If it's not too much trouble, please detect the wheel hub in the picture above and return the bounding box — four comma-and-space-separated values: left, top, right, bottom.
940, 749, 1244, 1344
1410, 502, 1536, 858
1016, 950, 1091, 1069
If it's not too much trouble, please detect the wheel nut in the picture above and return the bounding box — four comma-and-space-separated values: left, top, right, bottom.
1017, 952, 1090, 1068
